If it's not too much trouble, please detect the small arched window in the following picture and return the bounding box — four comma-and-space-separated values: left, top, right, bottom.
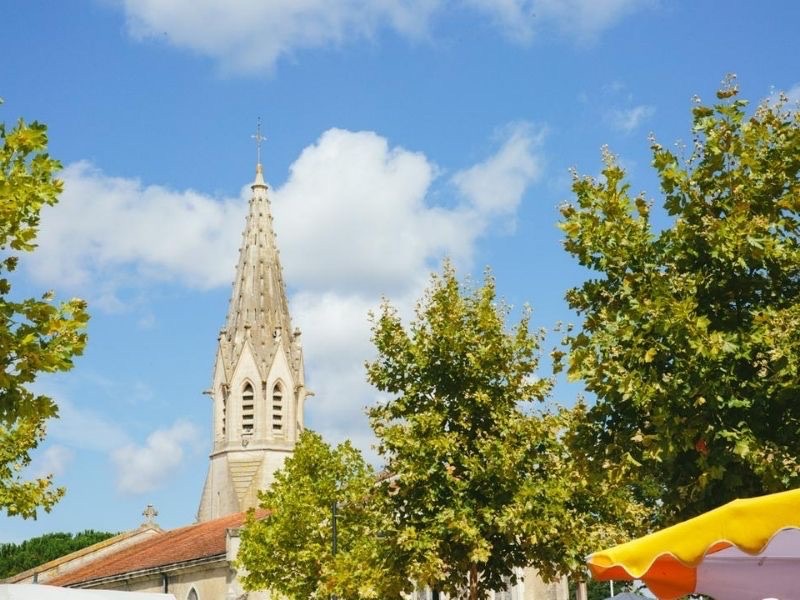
272, 382, 284, 435
242, 382, 255, 433
187, 588, 198, 600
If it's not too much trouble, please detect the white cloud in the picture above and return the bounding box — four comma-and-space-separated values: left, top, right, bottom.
30, 124, 543, 463
32, 388, 203, 494
33, 124, 542, 306
34, 445, 76, 479
452, 122, 545, 216
111, 420, 202, 494
273, 124, 543, 457
121, 0, 439, 73
464, 0, 648, 43
465, 0, 537, 42
273, 128, 473, 296
29, 162, 245, 307
117, 0, 650, 72
533, 0, 652, 42
608, 104, 656, 133
292, 291, 377, 370
48, 397, 132, 453
294, 288, 422, 465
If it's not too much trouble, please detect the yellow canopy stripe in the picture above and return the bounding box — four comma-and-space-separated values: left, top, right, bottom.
587, 488, 800, 599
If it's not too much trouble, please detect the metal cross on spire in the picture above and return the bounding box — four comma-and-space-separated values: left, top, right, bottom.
251, 117, 266, 165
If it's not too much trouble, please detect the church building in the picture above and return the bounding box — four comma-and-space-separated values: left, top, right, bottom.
5, 155, 567, 600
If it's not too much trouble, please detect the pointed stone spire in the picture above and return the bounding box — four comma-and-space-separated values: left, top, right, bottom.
198, 128, 309, 522
221, 160, 295, 379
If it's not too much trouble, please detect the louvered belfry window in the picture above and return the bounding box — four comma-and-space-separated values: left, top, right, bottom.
272, 382, 284, 434
242, 383, 255, 433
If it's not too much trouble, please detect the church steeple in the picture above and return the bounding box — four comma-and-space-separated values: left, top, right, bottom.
220, 161, 299, 383
198, 133, 308, 522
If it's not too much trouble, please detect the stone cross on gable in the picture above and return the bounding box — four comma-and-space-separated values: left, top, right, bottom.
142, 504, 159, 526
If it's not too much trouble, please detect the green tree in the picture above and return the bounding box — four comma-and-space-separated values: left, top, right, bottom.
559, 77, 800, 524
367, 264, 642, 599
238, 430, 407, 600
0, 102, 89, 518
0, 529, 116, 578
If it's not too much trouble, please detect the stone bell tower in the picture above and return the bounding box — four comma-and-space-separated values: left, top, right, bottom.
197, 142, 309, 521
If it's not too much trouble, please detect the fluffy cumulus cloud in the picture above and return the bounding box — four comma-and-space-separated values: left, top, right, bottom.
122, 0, 439, 73
31, 123, 543, 461
452, 122, 544, 216
289, 290, 398, 456
273, 128, 474, 295
33, 394, 202, 494
111, 421, 202, 494
30, 163, 245, 309
272, 124, 544, 451
118, 0, 650, 72
35, 123, 542, 304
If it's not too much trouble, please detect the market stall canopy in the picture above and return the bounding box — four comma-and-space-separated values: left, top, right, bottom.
587, 488, 800, 600
0, 584, 176, 600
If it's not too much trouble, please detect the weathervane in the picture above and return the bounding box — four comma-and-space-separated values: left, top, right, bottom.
251, 117, 266, 165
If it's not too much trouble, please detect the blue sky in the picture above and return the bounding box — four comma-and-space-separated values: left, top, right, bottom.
2, 0, 799, 542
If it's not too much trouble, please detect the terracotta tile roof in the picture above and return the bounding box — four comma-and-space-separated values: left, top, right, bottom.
51, 511, 265, 587
5, 526, 162, 584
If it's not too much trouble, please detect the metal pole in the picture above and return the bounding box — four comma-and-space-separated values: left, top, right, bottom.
331, 500, 338, 600
332, 500, 338, 556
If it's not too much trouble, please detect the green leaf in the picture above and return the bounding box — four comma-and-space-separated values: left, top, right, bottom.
0, 106, 88, 519
560, 79, 800, 524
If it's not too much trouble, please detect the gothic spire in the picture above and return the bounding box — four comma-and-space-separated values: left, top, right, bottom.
220, 153, 296, 379
199, 126, 308, 522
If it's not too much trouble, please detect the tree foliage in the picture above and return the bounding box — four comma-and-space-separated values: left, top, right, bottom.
367, 263, 642, 599
0, 102, 89, 518
238, 430, 408, 600
558, 77, 800, 523
0, 529, 115, 579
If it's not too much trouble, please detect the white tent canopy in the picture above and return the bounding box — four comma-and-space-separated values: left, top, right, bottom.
0, 585, 176, 600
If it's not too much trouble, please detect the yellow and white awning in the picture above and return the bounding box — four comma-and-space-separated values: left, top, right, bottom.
587, 488, 800, 600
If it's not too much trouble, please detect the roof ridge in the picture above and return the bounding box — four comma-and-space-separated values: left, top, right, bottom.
4, 526, 163, 583
49, 511, 265, 587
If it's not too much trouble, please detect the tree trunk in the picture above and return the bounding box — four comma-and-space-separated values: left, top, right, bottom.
469, 563, 478, 600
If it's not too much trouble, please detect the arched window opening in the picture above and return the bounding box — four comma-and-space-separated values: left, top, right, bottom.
242, 383, 255, 433
272, 382, 284, 434
187, 588, 199, 600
